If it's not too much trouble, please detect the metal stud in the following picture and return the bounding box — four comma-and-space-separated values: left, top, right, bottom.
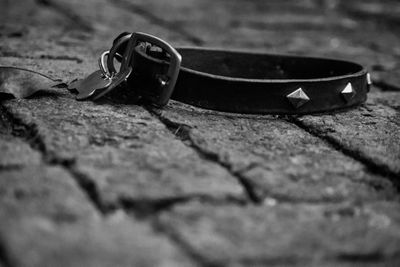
158, 76, 168, 87
366, 73, 372, 85
341, 82, 355, 102
287, 88, 310, 108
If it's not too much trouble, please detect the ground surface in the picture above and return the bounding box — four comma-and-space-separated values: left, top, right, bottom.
0, 0, 400, 266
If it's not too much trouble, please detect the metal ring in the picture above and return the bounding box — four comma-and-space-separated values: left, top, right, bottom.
99, 51, 124, 78
107, 34, 132, 75
98, 51, 111, 78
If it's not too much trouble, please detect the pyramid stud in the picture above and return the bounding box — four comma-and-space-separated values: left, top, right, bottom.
366, 73, 372, 85
341, 82, 355, 102
287, 88, 310, 108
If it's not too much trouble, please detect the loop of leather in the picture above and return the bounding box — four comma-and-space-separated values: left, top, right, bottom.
114, 33, 369, 114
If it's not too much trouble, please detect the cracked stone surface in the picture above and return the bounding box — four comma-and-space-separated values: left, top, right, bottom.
1, 0, 400, 266
0, 166, 195, 267
158, 201, 400, 266
155, 101, 399, 203
2, 93, 244, 207
297, 90, 400, 176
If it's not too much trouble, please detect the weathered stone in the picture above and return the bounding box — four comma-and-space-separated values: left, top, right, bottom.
0, 56, 92, 82
297, 91, 400, 175
0, 109, 42, 168
156, 101, 398, 203
3, 93, 244, 205
369, 91, 400, 111
0, 136, 41, 168
0, 166, 195, 267
32, 0, 190, 53
0, 0, 91, 61
159, 201, 400, 266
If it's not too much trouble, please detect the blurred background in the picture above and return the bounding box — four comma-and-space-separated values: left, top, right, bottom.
2, 0, 399, 86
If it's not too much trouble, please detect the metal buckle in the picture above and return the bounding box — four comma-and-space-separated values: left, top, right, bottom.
107, 32, 182, 107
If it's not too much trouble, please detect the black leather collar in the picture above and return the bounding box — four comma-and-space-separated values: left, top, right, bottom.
108, 32, 371, 114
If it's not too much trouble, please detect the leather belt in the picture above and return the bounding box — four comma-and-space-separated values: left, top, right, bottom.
74, 32, 371, 115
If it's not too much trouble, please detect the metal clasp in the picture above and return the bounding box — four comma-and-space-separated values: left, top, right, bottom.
107, 32, 182, 107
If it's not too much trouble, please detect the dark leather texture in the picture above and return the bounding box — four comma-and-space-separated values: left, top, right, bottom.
115, 34, 369, 114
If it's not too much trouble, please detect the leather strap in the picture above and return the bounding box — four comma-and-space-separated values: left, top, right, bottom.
114, 34, 369, 114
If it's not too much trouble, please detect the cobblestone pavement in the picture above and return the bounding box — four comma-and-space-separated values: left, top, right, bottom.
0, 0, 400, 266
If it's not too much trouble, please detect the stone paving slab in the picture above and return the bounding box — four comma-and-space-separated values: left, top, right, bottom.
0, 115, 42, 168
158, 201, 400, 266
2, 93, 244, 208
154, 101, 398, 203
0, 166, 195, 267
297, 90, 400, 176
0, 137, 41, 168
